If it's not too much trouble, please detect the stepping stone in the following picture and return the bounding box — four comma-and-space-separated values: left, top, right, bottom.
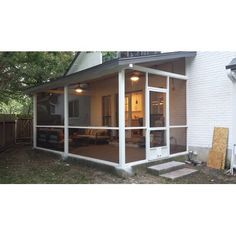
160, 168, 198, 180
147, 161, 185, 175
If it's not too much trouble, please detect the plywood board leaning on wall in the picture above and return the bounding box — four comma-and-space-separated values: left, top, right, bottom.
207, 127, 229, 170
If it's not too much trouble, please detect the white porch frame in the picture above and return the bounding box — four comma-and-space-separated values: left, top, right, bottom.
33, 94, 37, 149
118, 70, 126, 168
123, 64, 188, 165
64, 86, 69, 157
147, 82, 169, 159
33, 64, 188, 169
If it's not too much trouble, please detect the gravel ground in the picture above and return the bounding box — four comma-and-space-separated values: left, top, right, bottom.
0, 144, 236, 184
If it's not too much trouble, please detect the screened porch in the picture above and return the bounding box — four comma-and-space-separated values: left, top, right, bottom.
33, 59, 187, 168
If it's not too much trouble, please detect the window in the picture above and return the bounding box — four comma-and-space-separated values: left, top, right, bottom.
37, 89, 64, 126
69, 100, 79, 118
68, 74, 118, 127
150, 91, 166, 127
125, 92, 143, 127
102, 95, 111, 126
50, 104, 56, 115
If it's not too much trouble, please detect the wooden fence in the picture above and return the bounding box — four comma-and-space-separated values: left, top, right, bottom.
15, 118, 33, 143
0, 114, 32, 152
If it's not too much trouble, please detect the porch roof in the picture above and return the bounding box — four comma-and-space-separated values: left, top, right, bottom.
226, 58, 236, 70
25, 51, 196, 94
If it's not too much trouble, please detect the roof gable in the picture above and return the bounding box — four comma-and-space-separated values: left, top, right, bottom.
65, 52, 102, 76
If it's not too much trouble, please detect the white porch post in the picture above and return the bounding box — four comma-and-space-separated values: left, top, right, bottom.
166, 76, 170, 155
145, 72, 150, 160
118, 70, 125, 168
33, 94, 37, 149
64, 86, 69, 157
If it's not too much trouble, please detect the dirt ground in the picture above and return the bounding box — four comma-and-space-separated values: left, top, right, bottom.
0, 144, 236, 184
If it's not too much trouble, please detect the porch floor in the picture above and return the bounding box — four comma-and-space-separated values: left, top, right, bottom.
69, 144, 145, 163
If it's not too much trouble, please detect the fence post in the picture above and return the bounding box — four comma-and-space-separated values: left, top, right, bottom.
2, 118, 6, 147
15, 118, 17, 144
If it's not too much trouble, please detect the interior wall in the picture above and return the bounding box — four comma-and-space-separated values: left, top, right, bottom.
151, 58, 186, 75
90, 76, 118, 127
125, 72, 146, 127
55, 94, 64, 119
68, 94, 91, 126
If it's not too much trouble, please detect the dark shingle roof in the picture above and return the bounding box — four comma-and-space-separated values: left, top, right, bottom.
25, 51, 196, 94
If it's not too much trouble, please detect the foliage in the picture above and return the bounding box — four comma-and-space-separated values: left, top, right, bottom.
0, 52, 119, 115
0, 97, 32, 115
102, 51, 118, 62
0, 52, 75, 114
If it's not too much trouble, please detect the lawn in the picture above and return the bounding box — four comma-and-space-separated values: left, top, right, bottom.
0, 144, 236, 184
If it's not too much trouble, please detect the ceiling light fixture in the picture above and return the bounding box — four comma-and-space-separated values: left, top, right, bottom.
130, 75, 140, 82
129, 63, 134, 68
75, 88, 83, 93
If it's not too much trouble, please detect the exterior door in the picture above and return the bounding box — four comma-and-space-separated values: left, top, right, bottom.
148, 89, 168, 160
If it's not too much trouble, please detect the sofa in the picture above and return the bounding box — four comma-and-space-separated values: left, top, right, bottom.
71, 129, 110, 145
37, 128, 64, 151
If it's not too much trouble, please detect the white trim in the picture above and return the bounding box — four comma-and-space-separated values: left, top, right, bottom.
130, 65, 188, 80
33, 94, 37, 148
145, 72, 150, 161
68, 126, 119, 130
166, 76, 170, 156
125, 127, 146, 130
169, 125, 188, 129
169, 151, 188, 158
125, 159, 147, 167
64, 86, 69, 156
148, 85, 168, 161
35, 146, 64, 155
36, 125, 64, 128
118, 70, 126, 168
186, 78, 189, 153
68, 153, 118, 167
149, 127, 167, 131
148, 86, 167, 93
150, 145, 168, 150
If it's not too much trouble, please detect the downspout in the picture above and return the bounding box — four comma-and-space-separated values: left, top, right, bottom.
227, 69, 236, 174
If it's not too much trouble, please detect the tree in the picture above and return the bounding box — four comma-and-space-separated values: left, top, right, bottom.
0, 52, 75, 114
102, 52, 117, 62
0, 52, 120, 115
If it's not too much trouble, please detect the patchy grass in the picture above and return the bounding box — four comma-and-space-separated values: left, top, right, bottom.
0, 145, 236, 184
0, 146, 90, 184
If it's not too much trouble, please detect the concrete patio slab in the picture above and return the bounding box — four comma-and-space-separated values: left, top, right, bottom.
160, 168, 198, 180
147, 161, 185, 175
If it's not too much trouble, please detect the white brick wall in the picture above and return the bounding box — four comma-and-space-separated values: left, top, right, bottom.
186, 52, 236, 150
